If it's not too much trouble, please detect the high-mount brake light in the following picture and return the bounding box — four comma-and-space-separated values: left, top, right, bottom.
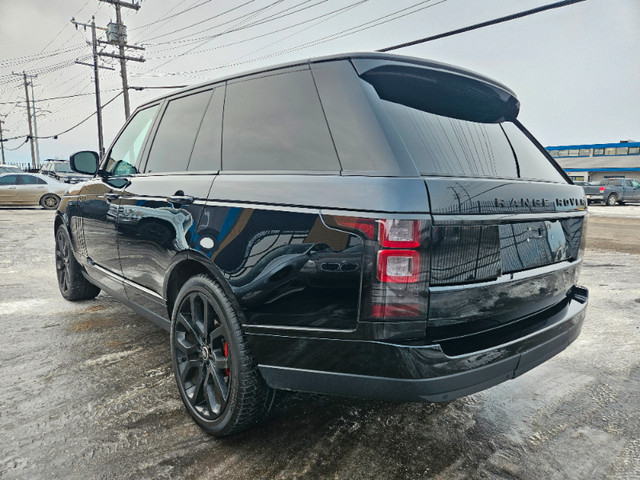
379, 219, 420, 248
377, 249, 420, 283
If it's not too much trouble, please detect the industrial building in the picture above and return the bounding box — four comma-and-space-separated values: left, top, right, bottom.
546, 141, 640, 183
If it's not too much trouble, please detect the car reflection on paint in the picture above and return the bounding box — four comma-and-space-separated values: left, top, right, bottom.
114, 204, 193, 250
229, 241, 362, 309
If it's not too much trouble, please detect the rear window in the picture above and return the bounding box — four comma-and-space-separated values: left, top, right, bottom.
362, 66, 566, 182
54, 163, 72, 173
381, 100, 517, 178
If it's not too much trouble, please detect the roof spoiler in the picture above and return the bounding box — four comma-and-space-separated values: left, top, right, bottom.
354, 60, 520, 123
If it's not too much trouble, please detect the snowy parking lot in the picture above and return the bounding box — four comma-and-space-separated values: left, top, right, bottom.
0, 207, 638, 480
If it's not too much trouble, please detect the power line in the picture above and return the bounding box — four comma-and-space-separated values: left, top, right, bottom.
1, 91, 123, 144
146, 0, 325, 47
131, 0, 212, 34
378, 0, 587, 52
139, 0, 259, 43
144, 0, 366, 61
141, 0, 443, 77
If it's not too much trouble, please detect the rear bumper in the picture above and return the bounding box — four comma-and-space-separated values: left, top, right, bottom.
252, 287, 588, 402
586, 194, 603, 202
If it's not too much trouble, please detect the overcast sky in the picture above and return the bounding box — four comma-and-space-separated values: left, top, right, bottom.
0, 0, 638, 167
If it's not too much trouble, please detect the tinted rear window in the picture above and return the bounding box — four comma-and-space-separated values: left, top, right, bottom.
382, 100, 517, 178
362, 67, 566, 183
223, 68, 339, 173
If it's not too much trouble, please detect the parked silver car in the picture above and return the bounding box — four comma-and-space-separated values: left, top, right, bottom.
0, 172, 69, 209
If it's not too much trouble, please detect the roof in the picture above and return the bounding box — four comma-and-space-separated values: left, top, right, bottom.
136, 52, 517, 110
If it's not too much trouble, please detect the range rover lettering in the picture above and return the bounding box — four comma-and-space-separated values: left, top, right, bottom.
55, 53, 588, 437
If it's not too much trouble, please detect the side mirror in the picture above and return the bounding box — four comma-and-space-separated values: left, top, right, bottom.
70, 151, 99, 175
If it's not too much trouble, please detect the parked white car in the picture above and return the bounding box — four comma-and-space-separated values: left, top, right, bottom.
0, 172, 69, 209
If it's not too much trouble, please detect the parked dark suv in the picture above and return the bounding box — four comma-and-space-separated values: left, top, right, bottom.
55, 53, 588, 437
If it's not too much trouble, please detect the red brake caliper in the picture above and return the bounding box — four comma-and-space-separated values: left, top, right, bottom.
224, 341, 230, 376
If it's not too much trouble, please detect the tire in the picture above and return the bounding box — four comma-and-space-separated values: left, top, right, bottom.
606, 194, 617, 206
170, 274, 274, 437
55, 226, 101, 301
40, 193, 60, 210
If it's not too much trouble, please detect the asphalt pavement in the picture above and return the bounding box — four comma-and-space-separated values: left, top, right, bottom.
0, 207, 638, 480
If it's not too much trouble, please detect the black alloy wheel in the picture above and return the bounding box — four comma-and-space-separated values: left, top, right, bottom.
173, 291, 231, 420
55, 226, 101, 300
170, 275, 274, 437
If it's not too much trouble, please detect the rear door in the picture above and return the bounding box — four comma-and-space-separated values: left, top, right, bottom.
117, 86, 223, 319
16, 174, 47, 204
0, 174, 18, 204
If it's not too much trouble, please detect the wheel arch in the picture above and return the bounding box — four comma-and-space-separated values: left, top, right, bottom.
164, 251, 242, 322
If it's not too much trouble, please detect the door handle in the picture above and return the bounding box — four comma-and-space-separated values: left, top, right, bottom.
105, 192, 121, 202
167, 195, 194, 206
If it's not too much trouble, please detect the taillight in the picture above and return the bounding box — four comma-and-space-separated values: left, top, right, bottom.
378, 219, 420, 248
322, 214, 429, 330
599, 186, 606, 193
377, 249, 420, 283
333, 216, 376, 239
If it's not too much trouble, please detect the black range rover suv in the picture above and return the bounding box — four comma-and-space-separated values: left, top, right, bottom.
56, 53, 588, 436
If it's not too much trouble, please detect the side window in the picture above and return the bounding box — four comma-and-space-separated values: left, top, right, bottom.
104, 105, 159, 176
17, 175, 38, 185
631, 180, 640, 188
145, 90, 213, 173
0, 175, 18, 185
188, 87, 224, 172
223, 68, 339, 172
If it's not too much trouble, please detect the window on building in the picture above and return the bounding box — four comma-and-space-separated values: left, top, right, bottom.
616, 147, 628, 155
568, 149, 579, 156
557, 150, 569, 157
594, 148, 604, 156
629, 147, 639, 155
604, 148, 616, 155
548, 150, 560, 157
579, 149, 590, 156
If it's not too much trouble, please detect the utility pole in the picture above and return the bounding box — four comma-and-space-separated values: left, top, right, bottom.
72, 16, 114, 156
29, 80, 41, 168
0, 118, 6, 165
12, 72, 37, 169
98, 0, 145, 120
